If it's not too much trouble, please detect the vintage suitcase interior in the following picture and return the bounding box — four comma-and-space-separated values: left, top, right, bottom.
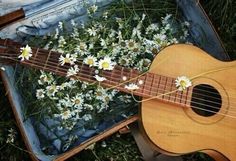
0, 0, 230, 160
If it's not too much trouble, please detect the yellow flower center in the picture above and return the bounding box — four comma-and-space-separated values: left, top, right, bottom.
64, 57, 71, 63
75, 99, 81, 105
128, 41, 135, 48
80, 44, 85, 51
102, 62, 109, 69
105, 96, 110, 102
63, 111, 69, 117
96, 91, 103, 96
180, 80, 186, 87
22, 49, 29, 57
87, 59, 94, 65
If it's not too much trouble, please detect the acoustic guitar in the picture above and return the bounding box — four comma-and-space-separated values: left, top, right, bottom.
0, 39, 235, 161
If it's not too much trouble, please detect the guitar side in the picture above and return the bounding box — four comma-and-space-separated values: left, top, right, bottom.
140, 44, 236, 161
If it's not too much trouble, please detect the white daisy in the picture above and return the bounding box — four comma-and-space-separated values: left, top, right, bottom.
61, 110, 72, 120
36, 89, 45, 99
154, 33, 167, 42
67, 65, 79, 77
59, 97, 73, 107
94, 75, 106, 82
87, 5, 98, 14
87, 27, 97, 36
38, 73, 53, 85
100, 38, 107, 48
76, 42, 88, 54
175, 76, 192, 91
18, 45, 32, 61
58, 21, 63, 30
124, 83, 139, 90
98, 57, 116, 70
83, 55, 97, 67
82, 114, 92, 121
126, 39, 138, 50
95, 87, 107, 101
103, 11, 108, 19
59, 54, 76, 66
58, 36, 66, 48
46, 84, 59, 96
71, 94, 84, 108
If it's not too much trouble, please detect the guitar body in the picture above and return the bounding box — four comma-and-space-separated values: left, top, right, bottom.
140, 44, 236, 161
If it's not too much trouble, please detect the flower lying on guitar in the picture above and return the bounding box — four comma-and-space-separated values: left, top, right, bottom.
175, 76, 192, 91
18, 45, 32, 61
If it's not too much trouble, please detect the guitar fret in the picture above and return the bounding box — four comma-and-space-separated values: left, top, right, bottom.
185, 87, 191, 106
149, 73, 154, 96
43, 50, 52, 70
169, 79, 176, 103
54, 53, 61, 75
144, 73, 149, 96
160, 76, 167, 99
3, 39, 7, 46
154, 75, 161, 97
183, 88, 188, 106
150, 74, 158, 96
163, 77, 171, 101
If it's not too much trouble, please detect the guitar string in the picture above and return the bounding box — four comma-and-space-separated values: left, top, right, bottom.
2, 55, 236, 117
1, 51, 236, 114
130, 91, 236, 119
1, 53, 236, 108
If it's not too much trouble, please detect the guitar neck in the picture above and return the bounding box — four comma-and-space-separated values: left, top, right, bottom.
0, 39, 191, 107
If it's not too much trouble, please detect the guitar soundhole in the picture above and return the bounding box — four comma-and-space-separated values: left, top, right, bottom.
191, 84, 222, 117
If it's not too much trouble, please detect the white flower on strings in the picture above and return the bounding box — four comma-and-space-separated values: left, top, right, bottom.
125, 83, 139, 90
98, 57, 116, 70
94, 75, 106, 82
18, 45, 32, 61
83, 55, 97, 67
67, 65, 79, 77
59, 54, 76, 66
175, 76, 192, 91
36, 89, 45, 99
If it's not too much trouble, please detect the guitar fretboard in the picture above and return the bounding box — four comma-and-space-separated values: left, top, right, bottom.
0, 38, 192, 107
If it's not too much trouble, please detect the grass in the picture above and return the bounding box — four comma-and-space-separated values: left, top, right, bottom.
0, 0, 235, 160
